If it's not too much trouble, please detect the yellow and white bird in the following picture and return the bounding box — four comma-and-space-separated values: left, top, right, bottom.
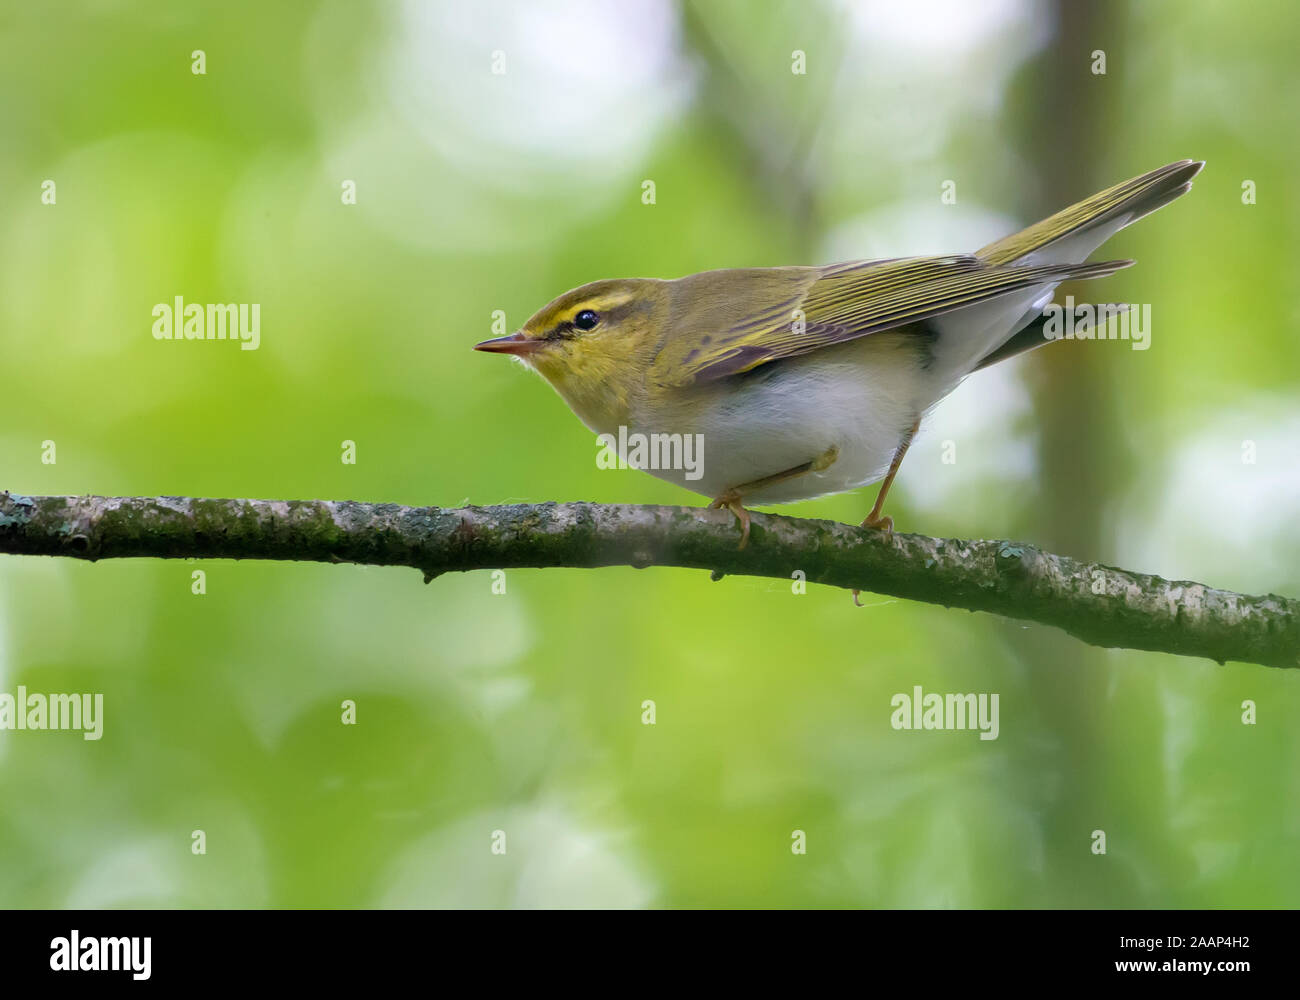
477, 160, 1203, 548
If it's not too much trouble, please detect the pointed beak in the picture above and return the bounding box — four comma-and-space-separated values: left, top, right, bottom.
474, 331, 541, 357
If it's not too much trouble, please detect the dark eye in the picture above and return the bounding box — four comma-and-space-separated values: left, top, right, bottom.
573, 309, 599, 331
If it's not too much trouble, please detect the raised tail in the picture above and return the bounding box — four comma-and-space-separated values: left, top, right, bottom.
976, 159, 1204, 268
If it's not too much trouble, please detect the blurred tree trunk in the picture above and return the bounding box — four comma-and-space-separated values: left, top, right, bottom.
1026, 1, 1129, 560
1008, 0, 1146, 906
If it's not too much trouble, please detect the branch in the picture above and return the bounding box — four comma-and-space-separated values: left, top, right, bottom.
2, 492, 1296, 670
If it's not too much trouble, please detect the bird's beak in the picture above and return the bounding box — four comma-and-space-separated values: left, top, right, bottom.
473, 331, 541, 357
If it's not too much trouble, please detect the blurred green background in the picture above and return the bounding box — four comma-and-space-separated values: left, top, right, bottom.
1, 0, 1297, 908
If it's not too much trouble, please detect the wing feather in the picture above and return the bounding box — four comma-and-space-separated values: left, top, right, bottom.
657, 255, 1132, 384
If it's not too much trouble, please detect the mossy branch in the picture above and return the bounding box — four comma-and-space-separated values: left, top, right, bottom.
1, 492, 1296, 669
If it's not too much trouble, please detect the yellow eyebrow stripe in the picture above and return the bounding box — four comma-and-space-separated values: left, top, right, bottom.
568, 292, 637, 314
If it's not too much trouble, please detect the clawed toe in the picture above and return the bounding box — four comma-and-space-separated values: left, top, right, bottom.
709, 492, 751, 549
853, 516, 894, 604
860, 513, 894, 535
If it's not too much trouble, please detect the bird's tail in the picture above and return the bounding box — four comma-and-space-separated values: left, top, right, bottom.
976, 159, 1204, 267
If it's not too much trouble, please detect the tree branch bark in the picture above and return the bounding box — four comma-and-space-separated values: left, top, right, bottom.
1, 492, 1295, 669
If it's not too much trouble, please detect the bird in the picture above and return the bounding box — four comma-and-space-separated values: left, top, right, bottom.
475, 159, 1203, 555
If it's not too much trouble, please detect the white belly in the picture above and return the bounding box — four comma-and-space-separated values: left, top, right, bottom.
628, 334, 927, 505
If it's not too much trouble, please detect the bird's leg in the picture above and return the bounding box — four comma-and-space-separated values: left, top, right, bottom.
860, 420, 920, 533
710, 445, 839, 550
854, 420, 919, 607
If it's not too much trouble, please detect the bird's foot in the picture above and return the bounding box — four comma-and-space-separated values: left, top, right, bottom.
859, 513, 894, 534
709, 490, 751, 550
852, 513, 894, 604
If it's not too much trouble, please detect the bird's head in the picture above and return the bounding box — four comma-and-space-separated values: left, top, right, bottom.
474, 278, 670, 421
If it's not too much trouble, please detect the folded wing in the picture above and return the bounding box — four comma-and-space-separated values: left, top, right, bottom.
652, 254, 1131, 385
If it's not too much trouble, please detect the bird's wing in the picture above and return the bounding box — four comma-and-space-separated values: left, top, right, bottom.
652, 254, 1132, 385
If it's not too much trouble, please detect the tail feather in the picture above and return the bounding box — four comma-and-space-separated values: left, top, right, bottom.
976, 160, 1204, 267
974, 303, 1130, 371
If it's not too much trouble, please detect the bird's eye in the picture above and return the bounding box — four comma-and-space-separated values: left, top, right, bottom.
573, 309, 599, 331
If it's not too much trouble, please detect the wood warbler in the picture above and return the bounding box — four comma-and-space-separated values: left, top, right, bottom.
476, 160, 1203, 549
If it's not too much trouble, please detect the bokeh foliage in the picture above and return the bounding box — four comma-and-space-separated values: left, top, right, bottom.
0, 0, 1296, 907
